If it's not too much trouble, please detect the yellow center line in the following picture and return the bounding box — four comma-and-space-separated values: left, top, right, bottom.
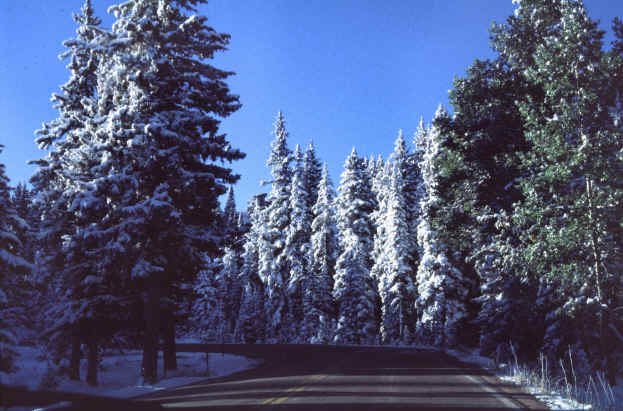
261, 374, 327, 406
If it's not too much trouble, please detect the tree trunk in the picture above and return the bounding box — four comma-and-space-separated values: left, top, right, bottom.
163, 309, 177, 371
69, 327, 81, 381
586, 178, 615, 386
86, 327, 97, 386
143, 278, 161, 385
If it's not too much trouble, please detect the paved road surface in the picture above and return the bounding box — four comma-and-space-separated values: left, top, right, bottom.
139, 344, 547, 410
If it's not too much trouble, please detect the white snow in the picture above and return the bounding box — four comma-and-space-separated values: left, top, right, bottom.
498, 374, 589, 410
1, 345, 261, 400
445, 347, 621, 410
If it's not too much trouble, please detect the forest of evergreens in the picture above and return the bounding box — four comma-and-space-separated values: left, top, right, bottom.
0, 0, 621, 390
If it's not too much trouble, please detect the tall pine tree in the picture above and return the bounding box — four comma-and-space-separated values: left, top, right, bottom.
284, 145, 312, 341
415, 108, 472, 347
498, 0, 623, 382
259, 112, 292, 343
333, 148, 377, 344
309, 164, 338, 343
0, 147, 31, 373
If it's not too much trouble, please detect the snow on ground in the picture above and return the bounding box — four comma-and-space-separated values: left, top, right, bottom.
445, 347, 595, 410
496, 374, 589, 410
1, 345, 261, 400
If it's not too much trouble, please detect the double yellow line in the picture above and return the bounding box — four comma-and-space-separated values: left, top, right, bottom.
261, 374, 326, 406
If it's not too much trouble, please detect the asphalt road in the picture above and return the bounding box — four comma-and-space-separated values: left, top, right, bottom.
138, 344, 548, 410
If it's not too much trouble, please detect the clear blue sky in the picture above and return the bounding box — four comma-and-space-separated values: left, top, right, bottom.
1, 1, 622, 209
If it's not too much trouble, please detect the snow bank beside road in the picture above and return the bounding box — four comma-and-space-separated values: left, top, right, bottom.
1, 346, 261, 400
445, 347, 609, 410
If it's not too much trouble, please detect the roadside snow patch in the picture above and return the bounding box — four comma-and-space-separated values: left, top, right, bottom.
2, 346, 261, 400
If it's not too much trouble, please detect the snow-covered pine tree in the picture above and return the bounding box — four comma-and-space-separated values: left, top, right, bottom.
30, 0, 105, 384
309, 164, 338, 343
333, 148, 378, 344
373, 165, 415, 344
0, 148, 31, 373
11, 183, 37, 265
8, 183, 39, 343
371, 158, 390, 230
236, 194, 268, 343
375, 155, 384, 179
217, 246, 242, 342
65, 0, 245, 383
284, 145, 312, 341
222, 186, 239, 247
415, 108, 471, 347
370, 156, 389, 253
259, 112, 292, 343
303, 141, 322, 213
390, 130, 420, 274
369, 158, 389, 336
34, 0, 101, 150
366, 154, 377, 183
192, 254, 222, 342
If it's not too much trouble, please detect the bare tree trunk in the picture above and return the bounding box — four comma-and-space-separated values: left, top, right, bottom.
163, 309, 177, 371
86, 327, 98, 386
143, 278, 160, 385
69, 326, 81, 381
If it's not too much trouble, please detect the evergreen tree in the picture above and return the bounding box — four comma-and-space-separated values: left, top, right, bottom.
370, 158, 391, 235
373, 166, 415, 344
236, 194, 268, 343
222, 186, 239, 247
303, 141, 322, 212
435, 58, 536, 352
259, 112, 292, 343
309, 164, 338, 343
470, 212, 542, 360
415, 109, 471, 347
0, 147, 31, 373
284, 145, 312, 341
11, 183, 36, 265
333, 148, 377, 344
8, 183, 39, 344
390, 130, 420, 259
34, 0, 101, 150
218, 247, 242, 342
34, 0, 245, 384
192, 255, 222, 342
30, 0, 106, 384
498, 0, 623, 382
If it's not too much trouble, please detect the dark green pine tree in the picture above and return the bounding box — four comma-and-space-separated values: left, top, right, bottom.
504, 0, 623, 383
436, 55, 539, 354
432, 0, 576, 354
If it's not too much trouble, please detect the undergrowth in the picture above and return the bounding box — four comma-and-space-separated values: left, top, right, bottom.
501, 343, 619, 410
